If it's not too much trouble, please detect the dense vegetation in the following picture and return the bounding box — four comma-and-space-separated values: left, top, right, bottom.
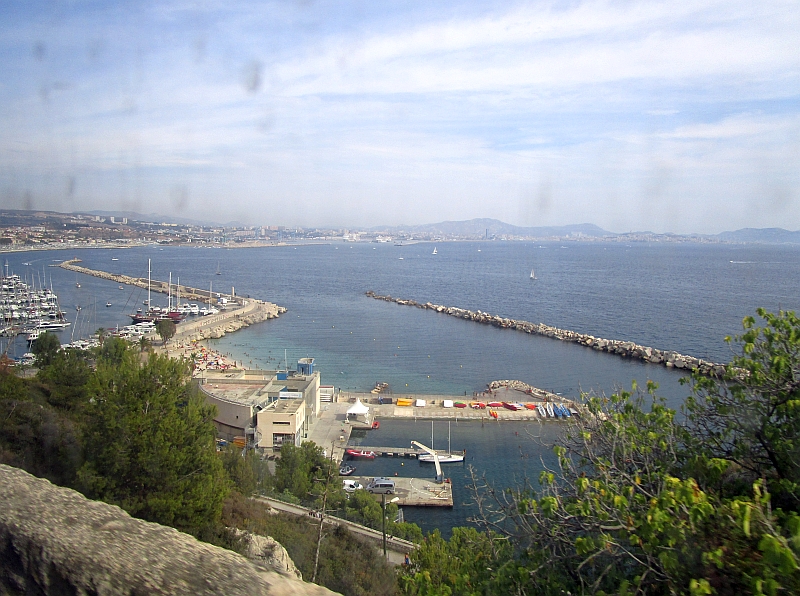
0, 336, 398, 595
398, 309, 800, 595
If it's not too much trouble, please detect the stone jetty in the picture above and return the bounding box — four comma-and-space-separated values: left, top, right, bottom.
365, 291, 726, 377
59, 259, 238, 305
487, 378, 564, 401
58, 259, 287, 341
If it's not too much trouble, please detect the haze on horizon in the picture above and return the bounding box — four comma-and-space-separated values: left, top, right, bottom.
1, 1, 798, 234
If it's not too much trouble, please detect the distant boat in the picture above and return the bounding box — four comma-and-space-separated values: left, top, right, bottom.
105, 302, 112, 307
215, 261, 221, 275
432, 247, 437, 255
111, 258, 119, 261
530, 269, 536, 280
75, 282, 80, 288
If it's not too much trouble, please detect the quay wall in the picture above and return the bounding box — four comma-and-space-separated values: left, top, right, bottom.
366, 291, 726, 377
57, 259, 287, 341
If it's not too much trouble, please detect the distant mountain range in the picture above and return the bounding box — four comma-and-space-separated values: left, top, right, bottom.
368, 219, 610, 238
3, 209, 799, 244
370, 218, 800, 244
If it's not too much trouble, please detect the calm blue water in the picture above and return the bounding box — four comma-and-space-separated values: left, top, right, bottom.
4, 241, 799, 535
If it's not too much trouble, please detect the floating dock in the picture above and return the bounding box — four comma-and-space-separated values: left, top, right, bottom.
348, 476, 453, 507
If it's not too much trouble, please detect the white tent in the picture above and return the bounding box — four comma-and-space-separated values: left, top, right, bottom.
347, 399, 370, 416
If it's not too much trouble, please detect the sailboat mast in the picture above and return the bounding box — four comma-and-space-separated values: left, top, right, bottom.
168, 272, 172, 310
147, 259, 151, 311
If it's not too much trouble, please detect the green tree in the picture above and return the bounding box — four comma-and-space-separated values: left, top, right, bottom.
399, 527, 511, 596
139, 335, 151, 353
219, 445, 272, 496
685, 308, 800, 509
31, 331, 60, 368
98, 336, 128, 367
0, 366, 83, 486
274, 441, 340, 506
36, 348, 92, 411
77, 346, 228, 535
155, 319, 176, 345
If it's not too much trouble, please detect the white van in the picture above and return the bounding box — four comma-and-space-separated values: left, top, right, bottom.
366, 478, 395, 494
342, 479, 363, 493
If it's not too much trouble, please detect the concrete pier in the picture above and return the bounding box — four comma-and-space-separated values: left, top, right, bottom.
348, 476, 453, 507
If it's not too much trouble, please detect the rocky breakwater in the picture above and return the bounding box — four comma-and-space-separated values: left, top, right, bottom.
175, 299, 287, 342
0, 464, 336, 596
365, 291, 726, 377
488, 379, 567, 402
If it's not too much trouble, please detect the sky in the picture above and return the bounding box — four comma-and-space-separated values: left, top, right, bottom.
1, 1, 798, 233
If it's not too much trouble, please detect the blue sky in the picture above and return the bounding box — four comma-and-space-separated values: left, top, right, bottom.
1, 1, 798, 233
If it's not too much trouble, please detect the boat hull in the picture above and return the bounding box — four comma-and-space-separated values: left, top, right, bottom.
418, 454, 464, 463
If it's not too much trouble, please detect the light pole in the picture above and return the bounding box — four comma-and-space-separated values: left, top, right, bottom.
382, 494, 400, 559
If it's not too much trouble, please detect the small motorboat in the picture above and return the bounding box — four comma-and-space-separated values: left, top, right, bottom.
487, 401, 503, 408
346, 449, 376, 459
106, 302, 112, 307
454, 402, 467, 408
371, 420, 380, 429
339, 465, 356, 476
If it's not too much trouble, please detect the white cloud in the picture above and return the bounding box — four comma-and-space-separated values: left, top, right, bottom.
0, 0, 798, 232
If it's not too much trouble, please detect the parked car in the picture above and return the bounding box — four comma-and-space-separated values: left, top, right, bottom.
342, 479, 363, 493
366, 478, 395, 494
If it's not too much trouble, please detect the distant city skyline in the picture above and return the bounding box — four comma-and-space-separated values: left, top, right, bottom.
1, 1, 798, 234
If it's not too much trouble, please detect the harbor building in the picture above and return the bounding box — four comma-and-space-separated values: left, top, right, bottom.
198, 359, 320, 450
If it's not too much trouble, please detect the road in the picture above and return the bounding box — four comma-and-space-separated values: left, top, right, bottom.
254, 496, 415, 565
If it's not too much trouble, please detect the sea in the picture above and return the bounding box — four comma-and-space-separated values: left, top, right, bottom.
3, 241, 799, 535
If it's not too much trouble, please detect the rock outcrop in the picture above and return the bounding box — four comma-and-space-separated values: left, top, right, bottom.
366, 291, 727, 377
0, 464, 337, 596
235, 530, 303, 580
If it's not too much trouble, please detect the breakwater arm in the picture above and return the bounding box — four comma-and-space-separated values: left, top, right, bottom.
58, 259, 287, 341
365, 291, 725, 377
59, 259, 249, 306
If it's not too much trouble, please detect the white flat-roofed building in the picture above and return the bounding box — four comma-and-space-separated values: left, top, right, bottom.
198, 360, 321, 450
257, 398, 305, 450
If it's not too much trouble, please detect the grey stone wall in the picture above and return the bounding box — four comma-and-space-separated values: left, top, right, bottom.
0, 464, 337, 596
